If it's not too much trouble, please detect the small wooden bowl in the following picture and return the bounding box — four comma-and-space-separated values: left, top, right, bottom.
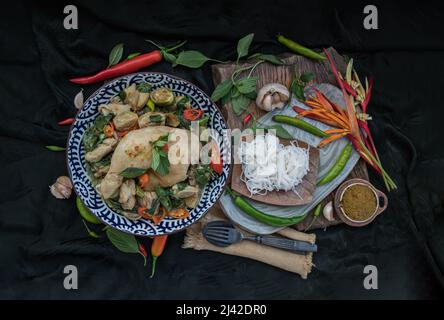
334, 178, 388, 227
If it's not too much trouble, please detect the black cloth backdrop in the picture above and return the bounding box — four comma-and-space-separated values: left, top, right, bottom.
1, 0, 443, 299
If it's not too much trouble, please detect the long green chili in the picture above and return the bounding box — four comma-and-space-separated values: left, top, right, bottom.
277, 35, 326, 61
272, 115, 329, 138
317, 142, 353, 185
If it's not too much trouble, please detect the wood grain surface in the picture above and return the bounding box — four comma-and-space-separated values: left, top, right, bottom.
211, 48, 369, 231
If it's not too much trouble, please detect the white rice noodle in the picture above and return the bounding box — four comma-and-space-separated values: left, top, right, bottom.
239, 133, 310, 197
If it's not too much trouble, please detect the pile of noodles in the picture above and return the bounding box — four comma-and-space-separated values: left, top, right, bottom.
239, 134, 310, 197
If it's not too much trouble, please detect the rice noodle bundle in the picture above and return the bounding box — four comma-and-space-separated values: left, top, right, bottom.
239, 134, 310, 196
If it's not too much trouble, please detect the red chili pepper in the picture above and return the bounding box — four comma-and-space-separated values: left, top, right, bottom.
70, 51, 163, 84
242, 113, 253, 126
138, 242, 148, 266
183, 109, 204, 121
150, 235, 168, 278
210, 141, 223, 175
58, 118, 75, 126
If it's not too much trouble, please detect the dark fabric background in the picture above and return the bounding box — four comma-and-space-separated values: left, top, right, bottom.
1, 0, 443, 299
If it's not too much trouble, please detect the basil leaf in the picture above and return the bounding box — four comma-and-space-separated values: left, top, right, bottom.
118, 90, 127, 101
106, 228, 139, 254
155, 186, 172, 211
83, 126, 99, 152
266, 125, 294, 140
126, 52, 141, 60
220, 92, 231, 107
150, 114, 163, 123
231, 94, 251, 115
230, 86, 241, 98
119, 167, 146, 178
108, 43, 124, 67
248, 53, 284, 65
95, 114, 113, 131
151, 150, 160, 172
211, 80, 233, 102
136, 82, 152, 93
243, 90, 257, 100
175, 50, 211, 68
163, 51, 177, 64
300, 72, 314, 83
155, 157, 170, 176
235, 76, 258, 94
237, 33, 254, 60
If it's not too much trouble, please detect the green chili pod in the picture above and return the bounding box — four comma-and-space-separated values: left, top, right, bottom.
232, 194, 308, 227
272, 115, 329, 138
277, 35, 326, 61
45, 145, 66, 151
318, 142, 353, 186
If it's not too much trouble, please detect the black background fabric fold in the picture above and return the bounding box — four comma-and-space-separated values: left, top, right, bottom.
0, 0, 443, 299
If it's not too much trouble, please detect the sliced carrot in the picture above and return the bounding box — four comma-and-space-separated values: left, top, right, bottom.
104, 123, 115, 137
153, 207, 167, 225
168, 208, 189, 219
318, 132, 348, 148
325, 128, 350, 134
310, 87, 334, 111
138, 173, 150, 189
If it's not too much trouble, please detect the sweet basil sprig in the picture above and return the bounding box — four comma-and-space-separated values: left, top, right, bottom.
211, 33, 284, 115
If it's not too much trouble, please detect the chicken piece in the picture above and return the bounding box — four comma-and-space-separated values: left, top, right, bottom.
138, 112, 166, 128
119, 179, 136, 210
93, 165, 110, 178
137, 191, 158, 209
122, 211, 141, 220
136, 92, 150, 110
99, 173, 123, 199
184, 192, 200, 208
99, 103, 131, 116
99, 126, 191, 199
85, 138, 118, 163
124, 84, 140, 110
113, 111, 138, 131
171, 184, 199, 198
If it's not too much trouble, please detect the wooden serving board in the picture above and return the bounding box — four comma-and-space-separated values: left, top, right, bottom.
231, 138, 320, 206
211, 48, 369, 231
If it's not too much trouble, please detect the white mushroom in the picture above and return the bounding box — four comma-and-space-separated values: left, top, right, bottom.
256, 83, 289, 112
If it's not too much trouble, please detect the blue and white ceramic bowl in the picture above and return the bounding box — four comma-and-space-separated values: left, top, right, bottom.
67, 72, 231, 236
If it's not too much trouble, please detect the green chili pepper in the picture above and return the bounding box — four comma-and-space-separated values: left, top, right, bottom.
45, 145, 66, 151
76, 197, 101, 224
228, 189, 308, 227
277, 35, 326, 61
304, 203, 322, 231
272, 115, 329, 138
82, 220, 100, 238
318, 142, 353, 186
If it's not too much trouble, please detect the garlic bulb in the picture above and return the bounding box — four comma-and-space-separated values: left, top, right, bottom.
256, 83, 289, 112
323, 201, 335, 222
50, 176, 73, 199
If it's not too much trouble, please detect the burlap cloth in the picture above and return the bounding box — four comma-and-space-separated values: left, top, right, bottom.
183, 209, 316, 279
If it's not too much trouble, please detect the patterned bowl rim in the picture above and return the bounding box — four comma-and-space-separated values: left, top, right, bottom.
66, 71, 232, 237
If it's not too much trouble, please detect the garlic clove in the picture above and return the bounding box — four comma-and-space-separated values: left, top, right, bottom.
262, 95, 273, 111
323, 201, 335, 222
256, 83, 290, 112
74, 89, 84, 110
272, 93, 281, 104
50, 176, 73, 199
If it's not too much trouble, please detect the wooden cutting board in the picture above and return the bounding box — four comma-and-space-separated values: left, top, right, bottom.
231, 137, 320, 206
211, 47, 369, 230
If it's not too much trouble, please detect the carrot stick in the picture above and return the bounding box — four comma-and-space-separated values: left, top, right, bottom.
318, 132, 348, 148
309, 87, 334, 111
